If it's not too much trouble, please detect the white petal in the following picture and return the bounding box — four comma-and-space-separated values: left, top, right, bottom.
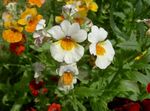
68, 23, 80, 36
50, 42, 65, 62
95, 56, 111, 69
64, 44, 84, 64
36, 19, 46, 30
33, 32, 41, 38
59, 63, 79, 76
71, 29, 87, 42
91, 25, 99, 33
89, 43, 96, 55
47, 26, 65, 40
60, 20, 71, 35
73, 78, 77, 84
103, 40, 115, 56
88, 25, 108, 43
42, 30, 51, 37
98, 27, 108, 41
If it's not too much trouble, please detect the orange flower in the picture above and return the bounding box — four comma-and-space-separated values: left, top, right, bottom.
28, 0, 45, 7
25, 14, 43, 32
2, 29, 23, 43
18, 8, 43, 33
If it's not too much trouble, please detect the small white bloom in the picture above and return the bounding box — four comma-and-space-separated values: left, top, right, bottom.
6, 2, 17, 13
36, 19, 46, 31
62, 4, 78, 17
88, 25, 115, 69
57, 63, 79, 92
48, 20, 87, 64
33, 62, 45, 79
33, 19, 51, 46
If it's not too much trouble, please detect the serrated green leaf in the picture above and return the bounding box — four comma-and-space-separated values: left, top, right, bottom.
119, 80, 140, 93
129, 71, 149, 85
117, 41, 141, 51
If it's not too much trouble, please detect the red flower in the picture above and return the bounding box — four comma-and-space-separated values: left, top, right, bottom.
142, 99, 150, 111
48, 103, 61, 111
10, 42, 25, 55
42, 88, 48, 94
108, 97, 140, 111
29, 79, 44, 96
146, 83, 150, 93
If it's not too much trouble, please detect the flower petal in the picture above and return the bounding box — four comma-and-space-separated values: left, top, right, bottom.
95, 56, 111, 69
102, 40, 115, 61
50, 42, 65, 62
47, 26, 64, 40
68, 23, 80, 36
59, 63, 79, 76
88, 25, 108, 43
71, 29, 87, 42
64, 44, 84, 64
36, 19, 46, 30
33, 32, 41, 38
60, 20, 71, 35
89, 43, 96, 55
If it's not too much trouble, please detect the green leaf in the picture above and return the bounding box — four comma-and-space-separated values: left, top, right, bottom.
129, 71, 149, 85
113, 12, 126, 20
74, 87, 101, 97
119, 80, 140, 93
117, 40, 141, 51
11, 104, 22, 111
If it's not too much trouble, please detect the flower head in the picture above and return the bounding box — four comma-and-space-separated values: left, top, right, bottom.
29, 79, 46, 96
33, 62, 45, 79
48, 103, 61, 111
33, 19, 51, 46
146, 82, 150, 93
142, 99, 150, 111
18, 8, 43, 32
65, 0, 98, 18
28, 0, 45, 7
88, 26, 115, 69
3, 29, 23, 43
9, 42, 25, 55
48, 20, 87, 64
58, 63, 79, 92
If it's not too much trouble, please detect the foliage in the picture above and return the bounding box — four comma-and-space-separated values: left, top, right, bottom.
0, 0, 150, 111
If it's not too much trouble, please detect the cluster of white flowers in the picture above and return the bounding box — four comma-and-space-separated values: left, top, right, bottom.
33, 0, 115, 92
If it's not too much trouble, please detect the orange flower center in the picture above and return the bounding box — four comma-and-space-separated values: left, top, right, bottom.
96, 42, 106, 56
61, 72, 73, 85
60, 37, 75, 51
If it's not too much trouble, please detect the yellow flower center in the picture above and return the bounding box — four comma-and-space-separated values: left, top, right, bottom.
96, 42, 106, 56
60, 37, 75, 51
61, 72, 73, 85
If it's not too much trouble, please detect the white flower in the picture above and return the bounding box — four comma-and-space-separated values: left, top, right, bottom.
33, 62, 45, 79
6, 2, 17, 13
48, 20, 87, 64
33, 19, 51, 46
62, 4, 78, 17
35, 19, 46, 31
88, 26, 115, 69
57, 63, 79, 92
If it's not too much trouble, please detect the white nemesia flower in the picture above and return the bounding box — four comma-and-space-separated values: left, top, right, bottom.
33, 62, 45, 79
33, 19, 51, 46
48, 20, 87, 64
58, 63, 79, 92
88, 25, 115, 69
6, 2, 17, 13
62, 4, 78, 17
